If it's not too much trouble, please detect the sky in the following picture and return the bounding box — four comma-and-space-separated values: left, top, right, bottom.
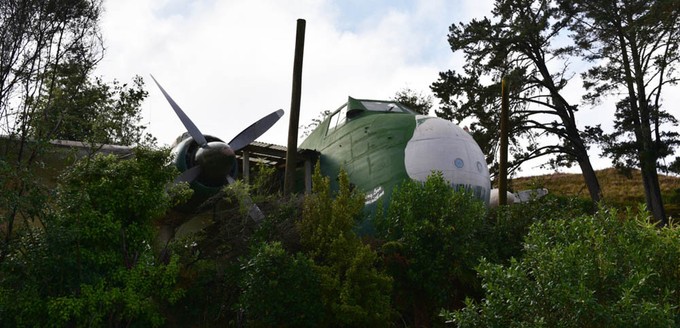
93, 0, 677, 177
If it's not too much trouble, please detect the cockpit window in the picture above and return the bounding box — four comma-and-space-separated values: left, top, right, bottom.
326, 104, 348, 135
360, 101, 416, 114
325, 99, 417, 136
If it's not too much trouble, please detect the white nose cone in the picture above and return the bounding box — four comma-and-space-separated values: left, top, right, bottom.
404, 116, 490, 204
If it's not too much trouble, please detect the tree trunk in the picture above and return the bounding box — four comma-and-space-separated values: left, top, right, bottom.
561, 110, 603, 203
577, 155, 602, 203
639, 151, 668, 226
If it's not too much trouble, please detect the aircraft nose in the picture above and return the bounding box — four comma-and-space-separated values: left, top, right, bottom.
195, 141, 236, 185
404, 116, 490, 203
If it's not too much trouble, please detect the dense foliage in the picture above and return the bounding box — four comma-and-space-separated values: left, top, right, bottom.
298, 166, 393, 326
239, 241, 323, 327
446, 208, 680, 327
372, 173, 593, 326
162, 166, 394, 327
3, 151, 670, 327
1, 0, 151, 273
0, 148, 189, 326
375, 173, 488, 325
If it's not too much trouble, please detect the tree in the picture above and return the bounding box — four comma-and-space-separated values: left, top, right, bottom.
29, 61, 149, 146
392, 87, 433, 115
1, 0, 150, 263
563, 0, 680, 226
431, 0, 603, 202
1, 0, 104, 263
0, 0, 104, 140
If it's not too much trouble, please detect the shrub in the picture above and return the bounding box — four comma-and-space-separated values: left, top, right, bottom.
0, 148, 186, 327
374, 172, 489, 326
163, 177, 302, 327
239, 241, 323, 327
487, 194, 596, 264
446, 208, 680, 327
299, 166, 393, 326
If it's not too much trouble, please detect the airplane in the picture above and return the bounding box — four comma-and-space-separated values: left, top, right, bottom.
151, 79, 491, 234
152, 76, 491, 234
151, 76, 491, 208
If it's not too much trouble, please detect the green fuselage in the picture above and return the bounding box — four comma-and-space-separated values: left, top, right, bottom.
301, 109, 415, 208
300, 97, 491, 233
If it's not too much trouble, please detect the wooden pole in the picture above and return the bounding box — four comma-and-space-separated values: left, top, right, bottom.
499, 78, 509, 205
284, 19, 306, 195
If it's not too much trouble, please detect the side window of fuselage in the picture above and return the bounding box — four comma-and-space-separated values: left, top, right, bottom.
326, 105, 348, 135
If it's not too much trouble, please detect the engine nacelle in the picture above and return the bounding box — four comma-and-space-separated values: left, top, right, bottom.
171, 134, 238, 212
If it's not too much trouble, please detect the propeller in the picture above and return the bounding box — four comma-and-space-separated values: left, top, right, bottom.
152, 75, 283, 222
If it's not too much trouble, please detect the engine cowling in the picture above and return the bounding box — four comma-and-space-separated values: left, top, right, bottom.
171, 134, 238, 212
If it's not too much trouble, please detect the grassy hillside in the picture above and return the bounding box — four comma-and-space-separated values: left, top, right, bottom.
510, 168, 680, 217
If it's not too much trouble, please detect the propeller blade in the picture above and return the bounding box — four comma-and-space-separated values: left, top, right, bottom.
228, 109, 284, 152
150, 75, 208, 147
227, 176, 264, 222
174, 165, 202, 184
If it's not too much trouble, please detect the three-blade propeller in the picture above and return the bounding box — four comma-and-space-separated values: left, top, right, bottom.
152, 75, 283, 222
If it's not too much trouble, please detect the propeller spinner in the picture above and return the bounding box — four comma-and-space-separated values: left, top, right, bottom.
151, 75, 284, 220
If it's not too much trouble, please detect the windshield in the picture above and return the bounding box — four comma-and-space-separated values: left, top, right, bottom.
360, 100, 416, 113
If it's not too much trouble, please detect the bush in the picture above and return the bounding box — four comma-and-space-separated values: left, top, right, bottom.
446, 208, 680, 327
299, 166, 393, 326
487, 194, 596, 264
375, 172, 489, 326
239, 241, 323, 327
163, 180, 303, 327
0, 148, 186, 327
